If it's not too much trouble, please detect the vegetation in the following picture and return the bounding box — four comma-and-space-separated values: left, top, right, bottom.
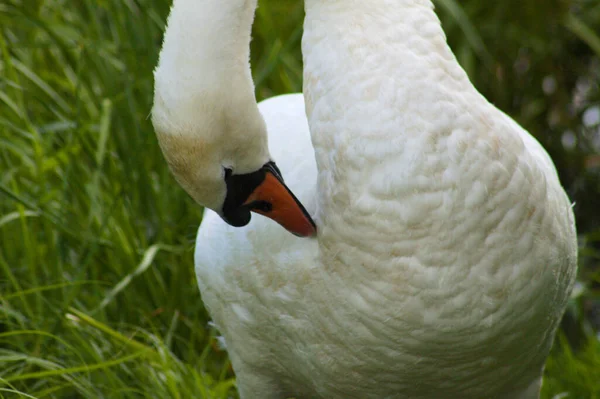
0, 0, 598, 397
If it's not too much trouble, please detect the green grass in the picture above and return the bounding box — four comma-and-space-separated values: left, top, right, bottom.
0, 0, 599, 398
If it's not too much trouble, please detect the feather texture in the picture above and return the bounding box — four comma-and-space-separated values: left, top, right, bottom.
154, 1, 578, 398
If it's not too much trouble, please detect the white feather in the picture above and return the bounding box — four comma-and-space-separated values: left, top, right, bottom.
155, 1, 578, 398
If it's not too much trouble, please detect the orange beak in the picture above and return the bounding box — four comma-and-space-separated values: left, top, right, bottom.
243, 171, 317, 237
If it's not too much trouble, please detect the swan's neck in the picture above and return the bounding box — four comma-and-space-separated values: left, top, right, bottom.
166, 0, 256, 60
153, 0, 260, 138
303, 0, 475, 255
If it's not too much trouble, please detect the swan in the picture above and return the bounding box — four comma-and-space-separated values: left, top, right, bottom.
152, 0, 578, 397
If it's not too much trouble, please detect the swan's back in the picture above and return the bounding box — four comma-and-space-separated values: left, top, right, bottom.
196, 92, 577, 399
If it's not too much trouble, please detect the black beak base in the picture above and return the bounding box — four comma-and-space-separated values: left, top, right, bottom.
221, 161, 280, 227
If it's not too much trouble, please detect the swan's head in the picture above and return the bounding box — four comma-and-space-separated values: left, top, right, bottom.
152, 81, 316, 237
151, 0, 315, 237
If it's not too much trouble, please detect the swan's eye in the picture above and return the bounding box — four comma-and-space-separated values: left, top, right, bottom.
247, 200, 273, 213
224, 167, 233, 180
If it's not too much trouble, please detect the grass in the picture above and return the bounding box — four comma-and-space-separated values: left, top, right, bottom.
0, 0, 599, 398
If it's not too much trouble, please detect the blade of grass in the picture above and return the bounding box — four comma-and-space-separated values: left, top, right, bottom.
564, 13, 600, 57
94, 243, 162, 312
3, 350, 149, 383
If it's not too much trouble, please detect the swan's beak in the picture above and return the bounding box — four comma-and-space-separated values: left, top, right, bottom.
244, 165, 317, 238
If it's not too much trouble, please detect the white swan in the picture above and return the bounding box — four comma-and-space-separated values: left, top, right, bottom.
152, 0, 578, 398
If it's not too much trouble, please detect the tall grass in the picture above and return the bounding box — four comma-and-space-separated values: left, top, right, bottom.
0, 0, 598, 398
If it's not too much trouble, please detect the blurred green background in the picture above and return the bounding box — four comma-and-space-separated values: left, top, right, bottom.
1, 0, 599, 397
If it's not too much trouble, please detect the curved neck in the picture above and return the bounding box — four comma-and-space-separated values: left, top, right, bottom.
154, 0, 260, 133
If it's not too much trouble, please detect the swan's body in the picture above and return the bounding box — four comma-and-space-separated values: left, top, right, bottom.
153, 1, 578, 398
